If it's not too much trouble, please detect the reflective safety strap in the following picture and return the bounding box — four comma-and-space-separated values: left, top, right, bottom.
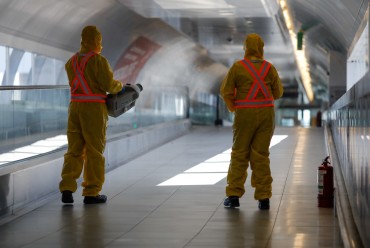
240, 59, 271, 100
79, 52, 95, 71
71, 52, 95, 94
69, 52, 106, 103
234, 99, 274, 108
71, 55, 80, 93
234, 59, 274, 108
71, 94, 107, 103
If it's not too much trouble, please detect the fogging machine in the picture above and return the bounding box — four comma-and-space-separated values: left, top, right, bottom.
106, 83, 143, 117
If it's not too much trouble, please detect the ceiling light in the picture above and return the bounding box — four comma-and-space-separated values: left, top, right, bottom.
280, 0, 314, 102
154, 0, 234, 10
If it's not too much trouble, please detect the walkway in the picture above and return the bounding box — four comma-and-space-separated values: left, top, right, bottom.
0, 126, 343, 247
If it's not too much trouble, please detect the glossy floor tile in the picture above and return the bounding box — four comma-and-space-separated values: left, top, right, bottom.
0, 126, 343, 248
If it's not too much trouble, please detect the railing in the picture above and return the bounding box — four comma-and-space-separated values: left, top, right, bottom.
0, 85, 69, 167
0, 85, 190, 167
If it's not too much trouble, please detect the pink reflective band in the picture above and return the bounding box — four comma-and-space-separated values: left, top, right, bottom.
71, 94, 107, 103
234, 100, 274, 108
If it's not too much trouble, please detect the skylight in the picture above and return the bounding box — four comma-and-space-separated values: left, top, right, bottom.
154, 0, 234, 10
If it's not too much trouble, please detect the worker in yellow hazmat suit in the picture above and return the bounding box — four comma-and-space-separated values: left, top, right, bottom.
59, 26, 123, 204
220, 33, 283, 209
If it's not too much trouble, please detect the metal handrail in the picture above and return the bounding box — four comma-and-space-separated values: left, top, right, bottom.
0, 85, 69, 90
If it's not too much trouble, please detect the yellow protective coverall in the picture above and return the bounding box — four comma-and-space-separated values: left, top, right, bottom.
59, 26, 123, 196
220, 33, 283, 200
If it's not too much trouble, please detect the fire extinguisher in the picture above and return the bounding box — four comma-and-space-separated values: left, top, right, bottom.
317, 156, 334, 208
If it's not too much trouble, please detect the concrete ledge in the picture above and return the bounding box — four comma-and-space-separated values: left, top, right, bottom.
324, 125, 364, 248
0, 119, 191, 225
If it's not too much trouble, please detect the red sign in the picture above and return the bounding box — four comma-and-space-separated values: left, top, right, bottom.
114, 36, 161, 84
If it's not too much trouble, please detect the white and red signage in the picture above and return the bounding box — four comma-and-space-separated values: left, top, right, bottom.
114, 36, 161, 84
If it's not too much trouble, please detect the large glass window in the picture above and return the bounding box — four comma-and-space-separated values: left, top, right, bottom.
17, 52, 32, 85
0, 45, 67, 87
0, 46, 5, 83
36, 56, 55, 85
0, 43, 190, 166
55, 59, 67, 85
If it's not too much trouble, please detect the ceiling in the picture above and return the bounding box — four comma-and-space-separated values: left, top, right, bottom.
119, 0, 298, 101
118, 0, 368, 106
0, 0, 366, 107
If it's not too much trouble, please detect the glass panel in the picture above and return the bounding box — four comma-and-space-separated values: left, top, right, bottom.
0, 46, 5, 83
17, 52, 32, 85
0, 88, 68, 166
0, 84, 189, 166
190, 92, 217, 125
55, 59, 67, 85
328, 84, 370, 246
8, 48, 24, 86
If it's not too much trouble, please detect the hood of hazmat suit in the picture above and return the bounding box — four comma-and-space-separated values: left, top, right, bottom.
80, 25, 103, 54
244, 33, 264, 60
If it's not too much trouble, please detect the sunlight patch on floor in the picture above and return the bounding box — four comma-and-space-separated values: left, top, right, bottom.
157, 134, 288, 186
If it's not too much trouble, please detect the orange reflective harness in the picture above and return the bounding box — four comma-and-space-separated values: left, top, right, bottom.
234, 59, 274, 108
70, 52, 107, 103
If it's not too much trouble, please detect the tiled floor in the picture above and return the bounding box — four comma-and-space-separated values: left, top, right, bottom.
0, 126, 343, 247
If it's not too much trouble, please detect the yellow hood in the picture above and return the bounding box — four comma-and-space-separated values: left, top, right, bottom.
80, 25, 102, 53
244, 33, 264, 59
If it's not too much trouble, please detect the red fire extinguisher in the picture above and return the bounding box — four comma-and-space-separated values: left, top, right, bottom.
317, 156, 334, 208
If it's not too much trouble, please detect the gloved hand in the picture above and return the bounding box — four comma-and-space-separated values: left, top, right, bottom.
119, 85, 125, 94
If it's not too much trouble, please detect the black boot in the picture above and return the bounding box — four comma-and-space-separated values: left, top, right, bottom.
61, 190, 74, 204
83, 194, 107, 204
224, 196, 240, 208
258, 198, 270, 210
